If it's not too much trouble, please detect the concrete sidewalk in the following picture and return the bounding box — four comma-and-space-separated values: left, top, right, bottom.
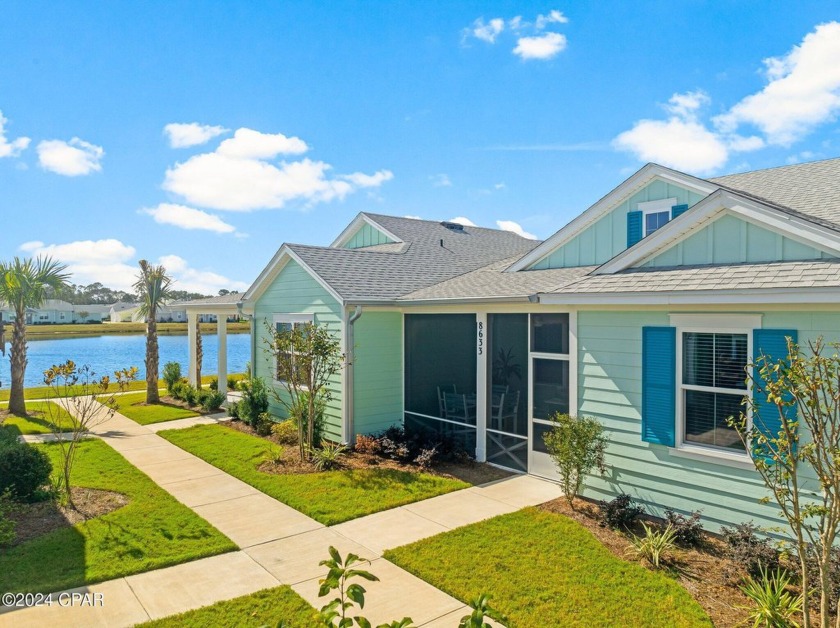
1, 406, 561, 627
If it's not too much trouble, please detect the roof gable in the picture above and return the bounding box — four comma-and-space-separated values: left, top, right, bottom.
331, 213, 401, 249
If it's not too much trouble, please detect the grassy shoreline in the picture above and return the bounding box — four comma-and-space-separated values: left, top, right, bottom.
5, 321, 250, 337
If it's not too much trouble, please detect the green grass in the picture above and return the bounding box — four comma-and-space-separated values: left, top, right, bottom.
136, 586, 317, 627
160, 424, 469, 525
114, 391, 200, 425
19, 321, 251, 336
0, 438, 237, 593
384, 508, 712, 628
0, 400, 80, 434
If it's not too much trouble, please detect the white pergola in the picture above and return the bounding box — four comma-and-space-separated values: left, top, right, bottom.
181, 293, 244, 396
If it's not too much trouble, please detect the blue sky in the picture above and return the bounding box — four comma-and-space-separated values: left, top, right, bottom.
1, 1, 839, 294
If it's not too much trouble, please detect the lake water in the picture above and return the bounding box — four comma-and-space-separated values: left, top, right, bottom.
0, 332, 251, 389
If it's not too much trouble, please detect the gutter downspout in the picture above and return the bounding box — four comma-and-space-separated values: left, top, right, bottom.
345, 305, 363, 443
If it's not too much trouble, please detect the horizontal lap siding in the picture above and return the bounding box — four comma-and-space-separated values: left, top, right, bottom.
353, 312, 403, 436
253, 260, 344, 442
578, 310, 783, 532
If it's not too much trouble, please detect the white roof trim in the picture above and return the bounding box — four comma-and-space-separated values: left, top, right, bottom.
505, 164, 717, 272
538, 286, 840, 306
330, 213, 403, 249
240, 244, 346, 311
595, 189, 840, 275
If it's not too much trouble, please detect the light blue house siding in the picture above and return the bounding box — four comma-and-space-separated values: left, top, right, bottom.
577, 309, 839, 532
352, 311, 403, 436
530, 180, 706, 269
252, 258, 344, 442
344, 223, 394, 249
641, 214, 835, 267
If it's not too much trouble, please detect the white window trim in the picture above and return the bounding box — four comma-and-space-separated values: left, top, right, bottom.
673, 321, 753, 468
639, 197, 678, 237
271, 313, 314, 384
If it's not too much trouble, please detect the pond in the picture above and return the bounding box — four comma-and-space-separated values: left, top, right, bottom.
0, 332, 251, 389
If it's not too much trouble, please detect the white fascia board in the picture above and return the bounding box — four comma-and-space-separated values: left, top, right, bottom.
537, 287, 840, 306
505, 164, 717, 273
596, 190, 840, 274
329, 213, 403, 249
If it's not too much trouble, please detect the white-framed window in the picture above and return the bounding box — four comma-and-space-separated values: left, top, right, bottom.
672, 314, 759, 462
272, 313, 313, 383
638, 197, 677, 237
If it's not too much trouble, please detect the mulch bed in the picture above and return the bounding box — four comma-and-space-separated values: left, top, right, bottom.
8, 488, 129, 546
132, 395, 219, 414
227, 419, 511, 485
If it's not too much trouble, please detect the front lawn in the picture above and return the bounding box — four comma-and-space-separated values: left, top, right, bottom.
160, 424, 469, 525
0, 438, 236, 593
136, 586, 317, 627
114, 391, 200, 425
0, 401, 80, 434
384, 507, 712, 627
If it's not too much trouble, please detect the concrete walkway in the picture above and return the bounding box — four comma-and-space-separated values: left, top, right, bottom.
1, 406, 561, 627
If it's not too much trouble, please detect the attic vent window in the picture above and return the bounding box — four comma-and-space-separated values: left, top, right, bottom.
440, 221, 465, 232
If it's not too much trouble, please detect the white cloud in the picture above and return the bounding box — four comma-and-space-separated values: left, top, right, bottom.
494, 182, 506, 190
0, 111, 30, 158
19, 238, 138, 291
164, 122, 228, 148
535, 10, 568, 30
468, 17, 505, 43
449, 216, 476, 227
496, 220, 537, 239
37, 138, 103, 176
216, 128, 308, 159
713, 21, 840, 146
140, 203, 237, 234
403, 215, 422, 220
157, 254, 249, 294
163, 128, 391, 211
430, 173, 452, 187
513, 32, 567, 60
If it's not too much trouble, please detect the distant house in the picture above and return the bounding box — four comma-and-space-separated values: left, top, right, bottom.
110, 301, 187, 323
240, 156, 840, 533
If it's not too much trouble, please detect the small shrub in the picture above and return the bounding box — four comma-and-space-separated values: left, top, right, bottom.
0, 441, 53, 502
228, 400, 240, 420
739, 566, 803, 628
263, 444, 285, 465
460, 593, 509, 628
239, 377, 270, 427
227, 376, 237, 390
354, 434, 380, 455
629, 522, 677, 568
380, 436, 410, 461
414, 446, 438, 469
543, 413, 607, 507
664, 509, 704, 547
182, 385, 198, 407
170, 381, 186, 401
600, 493, 645, 529
208, 377, 218, 391
162, 362, 181, 393
253, 412, 274, 437
271, 420, 298, 445
721, 522, 780, 579
201, 391, 225, 412
311, 442, 348, 471
0, 492, 16, 548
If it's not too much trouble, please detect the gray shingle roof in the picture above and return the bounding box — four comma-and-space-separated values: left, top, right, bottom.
710, 157, 840, 230
288, 214, 539, 301
399, 256, 594, 301
545, 260, 840, 295
178, 292, 243, 306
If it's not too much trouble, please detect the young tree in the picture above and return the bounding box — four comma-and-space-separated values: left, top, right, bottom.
134, 260, 173, 404
0, 257, 70, 415
43, 361, 137, 509
264, 321, 344, 458
732, 337, 840, 628
543, 413, 608, 508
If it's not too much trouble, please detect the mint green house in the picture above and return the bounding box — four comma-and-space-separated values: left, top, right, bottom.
240, 158, 840, 531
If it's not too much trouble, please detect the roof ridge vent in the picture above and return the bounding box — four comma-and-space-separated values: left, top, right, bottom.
440, 221, 465, 232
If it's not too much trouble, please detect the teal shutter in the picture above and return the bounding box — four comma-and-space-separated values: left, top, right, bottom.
642, 326, 676, 446
627, 211, 643, 247
671, 204, 689, 219
752, 329, 798, 455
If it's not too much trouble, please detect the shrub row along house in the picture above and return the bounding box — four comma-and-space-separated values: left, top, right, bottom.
239, 157, 840, 532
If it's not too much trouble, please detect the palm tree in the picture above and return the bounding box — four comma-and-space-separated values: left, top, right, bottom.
0, 257, 70, 415
134, 260, 173, 404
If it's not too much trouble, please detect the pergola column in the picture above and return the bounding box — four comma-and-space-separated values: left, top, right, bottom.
187, 311, 198, 386
217, 313, 228, 396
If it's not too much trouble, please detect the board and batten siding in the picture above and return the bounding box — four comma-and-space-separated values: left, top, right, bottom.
252, 258, 344, 442
576, 309, 840, 532
352, 311, 403, 436
641, 214, 835, 268
344, 223, 394, 249
529, 180, 706, 269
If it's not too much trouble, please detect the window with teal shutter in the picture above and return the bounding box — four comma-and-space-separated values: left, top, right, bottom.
671, 204, 689, 219
642, 326, 676, 446
752, 329, 798, 456
627, 210, 643, 248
